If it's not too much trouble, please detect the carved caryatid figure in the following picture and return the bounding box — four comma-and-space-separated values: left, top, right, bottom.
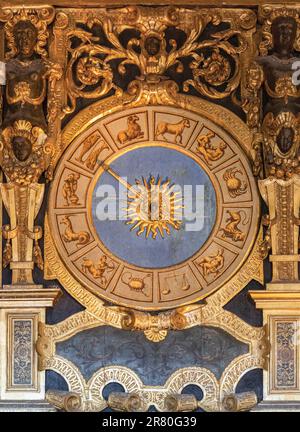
245, 11, 300, 285
247, 13, 300, 178
0, 8, 61, 285
258, 15, 300, 177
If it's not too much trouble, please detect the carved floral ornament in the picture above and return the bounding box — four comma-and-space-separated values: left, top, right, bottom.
59, 6, 256, 113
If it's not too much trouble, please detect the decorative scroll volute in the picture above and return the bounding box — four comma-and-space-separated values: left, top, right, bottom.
59, 6, 256, 114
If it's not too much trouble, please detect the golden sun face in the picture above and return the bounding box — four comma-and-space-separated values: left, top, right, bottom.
126, 175, 183, 239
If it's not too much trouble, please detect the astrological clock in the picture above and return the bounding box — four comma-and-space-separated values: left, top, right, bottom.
47, 102, 260, 311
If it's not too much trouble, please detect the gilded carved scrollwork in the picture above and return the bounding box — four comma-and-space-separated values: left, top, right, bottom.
57, 6, 256, 116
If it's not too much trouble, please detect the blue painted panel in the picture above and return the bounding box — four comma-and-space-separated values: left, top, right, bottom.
56, 325, 248, 384
92, 146, 216, 268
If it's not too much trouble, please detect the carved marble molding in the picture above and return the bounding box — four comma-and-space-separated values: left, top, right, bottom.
42, 355, 263, 412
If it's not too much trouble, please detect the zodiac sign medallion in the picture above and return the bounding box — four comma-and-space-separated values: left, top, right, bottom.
47, 104, 259, 311
63, 173, 80, 206
155, 118, 190, 144
223, 168, 248, 198
117, 115, 144, 145
219, 210, 248, 242
197, 249, 225, 278
196, 131, 227, 165
60, 215, 90, 247
82, 255, 115, 287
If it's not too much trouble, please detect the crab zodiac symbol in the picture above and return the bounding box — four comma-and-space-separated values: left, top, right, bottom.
223, 168, 247, 198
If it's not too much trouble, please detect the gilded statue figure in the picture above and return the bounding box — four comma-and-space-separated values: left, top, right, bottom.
0, 9, 61, 285
248, 12, 300, 284
1, 14, 61, 181
249, 15, 300, 178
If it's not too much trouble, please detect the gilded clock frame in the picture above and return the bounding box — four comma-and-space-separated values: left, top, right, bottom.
44, 82, 263, 342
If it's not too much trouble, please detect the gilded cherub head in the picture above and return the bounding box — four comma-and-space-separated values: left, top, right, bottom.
4, 8, 52, 60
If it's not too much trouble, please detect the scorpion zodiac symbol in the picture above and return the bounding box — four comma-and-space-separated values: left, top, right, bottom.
121, 272, 151, 297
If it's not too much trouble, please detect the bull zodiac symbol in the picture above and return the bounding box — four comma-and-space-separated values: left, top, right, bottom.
155, 118, 190, 144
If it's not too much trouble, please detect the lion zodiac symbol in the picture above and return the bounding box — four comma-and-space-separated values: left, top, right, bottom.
219, 210, 248, 242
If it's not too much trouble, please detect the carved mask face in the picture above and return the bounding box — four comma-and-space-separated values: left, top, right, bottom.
13, 21, 38, 59
272, 16, 297, 56
277, 127, 294, 154
12, 136, 32, 161
144, 36, 161, 56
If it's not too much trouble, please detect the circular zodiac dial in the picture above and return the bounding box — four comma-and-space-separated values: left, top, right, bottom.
48, 105, 260, 310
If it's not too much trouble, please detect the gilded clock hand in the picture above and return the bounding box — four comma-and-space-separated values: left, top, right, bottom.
99, 161, 139, 195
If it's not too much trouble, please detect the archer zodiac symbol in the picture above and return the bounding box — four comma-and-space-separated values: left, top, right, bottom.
196, 131, 227, 165
155, 118, 190, 144
223, 168, 247, 198
82, 254, 115, 287
197, 249, 224, 278
62, 173, 80, 206
219, 210, 248, 242
117, 115, 144, 145
60, 215, 90, 247
121, 272, 151, 297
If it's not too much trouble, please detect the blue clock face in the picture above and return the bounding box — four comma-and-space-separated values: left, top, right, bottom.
92, 145, 216, 268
